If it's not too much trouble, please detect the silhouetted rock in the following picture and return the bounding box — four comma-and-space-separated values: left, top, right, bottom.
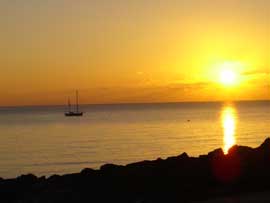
208, 148, 224, 159
100, 163, 120, 171
47, 174, 61, 182
1, 138, 270, 203
38, 176, 46, 181
259, 137, 270, 149
17, 174, 38, 184
80, 168, 95, 175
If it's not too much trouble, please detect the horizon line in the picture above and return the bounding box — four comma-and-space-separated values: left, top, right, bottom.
0, 99, 269, 108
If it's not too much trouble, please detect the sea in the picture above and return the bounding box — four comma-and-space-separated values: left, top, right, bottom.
0, 101, 269, 178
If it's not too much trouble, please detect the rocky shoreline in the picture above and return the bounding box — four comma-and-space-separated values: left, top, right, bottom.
1, 138, 270, 203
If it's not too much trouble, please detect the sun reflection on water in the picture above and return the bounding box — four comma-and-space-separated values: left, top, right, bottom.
221, 105, 237, 154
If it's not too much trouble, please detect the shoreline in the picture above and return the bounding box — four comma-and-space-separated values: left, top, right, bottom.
1, 138, 270, 202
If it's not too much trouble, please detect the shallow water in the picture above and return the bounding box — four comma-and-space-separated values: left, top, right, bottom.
0, 101, 269, 178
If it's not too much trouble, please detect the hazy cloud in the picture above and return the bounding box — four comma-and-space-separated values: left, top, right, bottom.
242, 70, 269, 76
167, 82, 211, 90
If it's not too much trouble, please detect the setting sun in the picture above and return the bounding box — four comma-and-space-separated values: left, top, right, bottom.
217, 61, 243, 86
220, 69, 237, 86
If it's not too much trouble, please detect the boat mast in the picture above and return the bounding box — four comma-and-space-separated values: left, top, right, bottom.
76, 90, 79, 113
68, 97, 71, 112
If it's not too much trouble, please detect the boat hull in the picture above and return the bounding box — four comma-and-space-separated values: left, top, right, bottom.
65, 112, 83, 117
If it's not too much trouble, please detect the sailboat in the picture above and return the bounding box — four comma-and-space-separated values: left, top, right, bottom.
65, 90, 83, 116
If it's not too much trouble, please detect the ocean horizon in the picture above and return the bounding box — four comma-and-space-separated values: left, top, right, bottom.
1, 100, 269, 178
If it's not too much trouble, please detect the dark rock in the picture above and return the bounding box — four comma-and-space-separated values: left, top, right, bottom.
179, 152, 189, 159
1, 138, 270, 203
208, 148, 224, 159
80, 168, 95, 175
17, 174, 38, 184
38, 176, 46, 181
100, 163, 122, 171
47, 174, 61, 182
156, 157, 163, 161
258, 137, 270, 149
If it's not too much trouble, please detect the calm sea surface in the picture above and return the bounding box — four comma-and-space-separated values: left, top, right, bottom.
0, 101, 269, 178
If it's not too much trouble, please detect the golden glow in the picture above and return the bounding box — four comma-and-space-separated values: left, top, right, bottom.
0, 1, 269, 106
221, 105, 237, 154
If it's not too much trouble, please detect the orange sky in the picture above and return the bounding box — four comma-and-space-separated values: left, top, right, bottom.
0, 0, 269, 106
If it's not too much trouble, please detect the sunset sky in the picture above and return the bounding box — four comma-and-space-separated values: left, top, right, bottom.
1, 0, 269, 106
